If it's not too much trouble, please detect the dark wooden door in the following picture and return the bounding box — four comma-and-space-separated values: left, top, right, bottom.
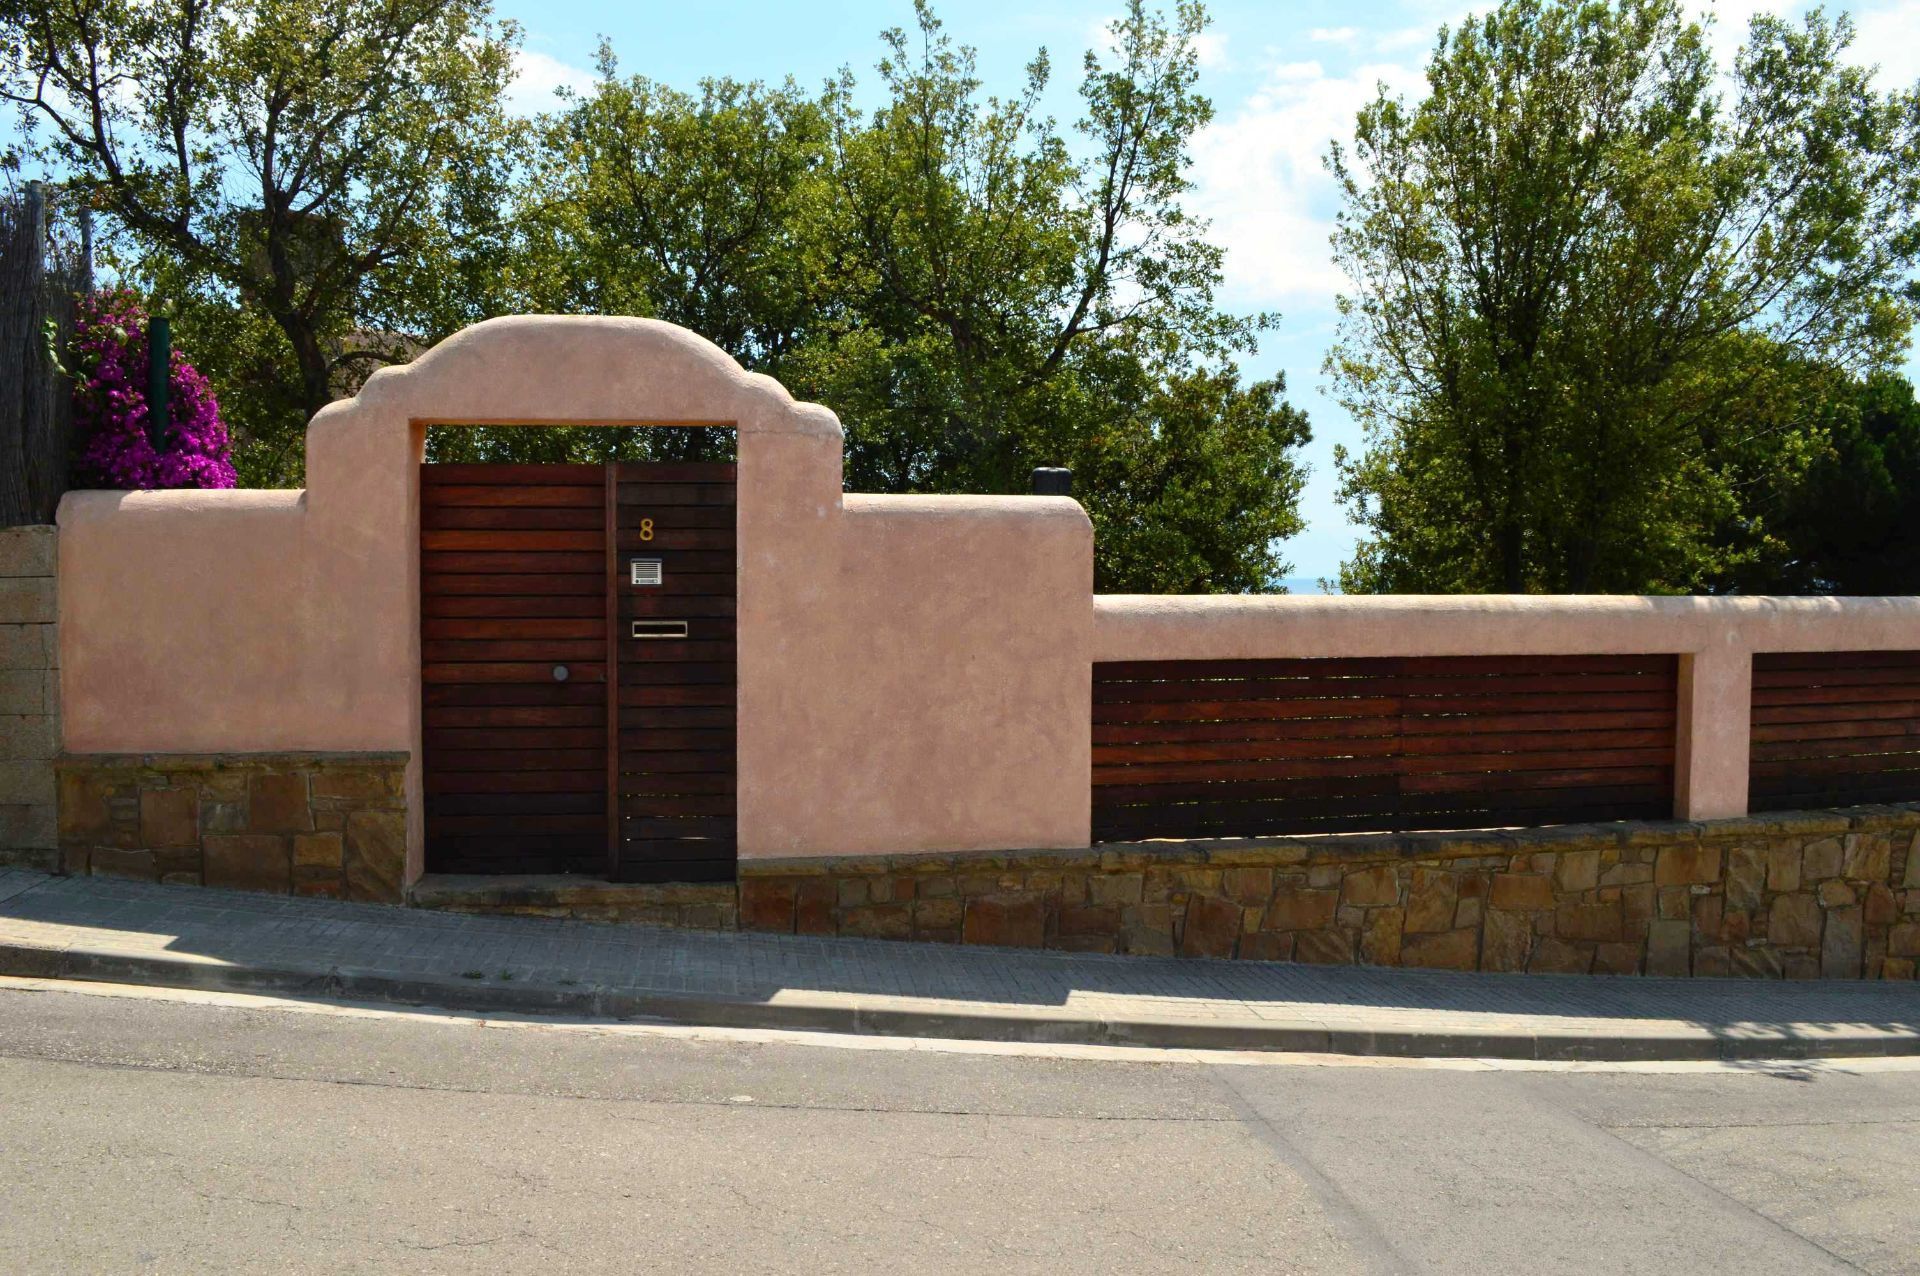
609, 461, 738, 883
421, 464, 610, 874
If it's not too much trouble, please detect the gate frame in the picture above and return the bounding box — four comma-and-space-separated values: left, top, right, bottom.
300, 316, 1091, 884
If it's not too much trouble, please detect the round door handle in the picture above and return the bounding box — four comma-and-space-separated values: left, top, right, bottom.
552, 665, 570, 683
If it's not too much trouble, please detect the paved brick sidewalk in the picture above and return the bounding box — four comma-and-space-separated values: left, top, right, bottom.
0, 868, 1914, 1059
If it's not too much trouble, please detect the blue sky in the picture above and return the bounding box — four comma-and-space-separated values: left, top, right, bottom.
488, 0, 1920, 583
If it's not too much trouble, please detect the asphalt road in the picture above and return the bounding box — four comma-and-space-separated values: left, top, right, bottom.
0, 979, 1915, 1275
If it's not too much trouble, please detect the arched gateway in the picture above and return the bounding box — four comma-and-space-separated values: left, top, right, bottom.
57, 317, 1096, 897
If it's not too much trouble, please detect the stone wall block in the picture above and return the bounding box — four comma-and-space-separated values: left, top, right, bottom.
1340, 866, 1400, 908
1180, 894, 1242, 959
1264, 888, 1338, 932
1528, 937, 1592, 974
248, 772, 314, 834
204, 835, 291, 893
1402, 927, 1477, 970
1555, 898, 1624, 943
0, 577, 55, 624
0, 713, 58, 761
794, 879, 836, 934
1724, 847, 1766, 912
1842, 833, 1892, 883
1821, 906, 1864, 978
1768, 893, 1823, 949
739, 877, 797, 931
1766, 845, 1802, 893
1655, 844, 1722, 887
1593, 942, 1642, 975
0, 527, 57, 579
293, 831, 344, 870
1360, 907, 1405, 966
138, 788, 199, 851
1405, 868, 1458, 933
1293, 929, 1355, 965
1223, 866, 1274, 905
1489, 873, 1555, 912
1552, 849, 1600, 893
343, 808, 405, 903
1645, 920, 1691, 976
1482, 910, 1532, 972
89, 847, 157, 882
962, 892, 1048, 948
1802, 837, 1843, 881
0, 760, 54, 805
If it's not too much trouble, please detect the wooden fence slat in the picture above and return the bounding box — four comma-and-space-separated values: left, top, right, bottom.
1091, 655, 1678, 839
1748, 650, 1920, 813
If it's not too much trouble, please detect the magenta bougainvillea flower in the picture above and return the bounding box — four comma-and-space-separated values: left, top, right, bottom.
70, 290, 236, 490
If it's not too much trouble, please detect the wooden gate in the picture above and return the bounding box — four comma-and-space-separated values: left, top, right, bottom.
420, 460, 737, 882
610, 461, 738, 882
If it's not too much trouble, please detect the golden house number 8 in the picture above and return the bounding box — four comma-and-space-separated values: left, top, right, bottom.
638, 518, 655, 541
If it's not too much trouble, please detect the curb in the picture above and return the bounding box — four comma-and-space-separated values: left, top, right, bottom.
2, 939, 1916, 1062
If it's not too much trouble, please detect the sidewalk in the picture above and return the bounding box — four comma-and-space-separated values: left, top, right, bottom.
0, 868, 1914, 1061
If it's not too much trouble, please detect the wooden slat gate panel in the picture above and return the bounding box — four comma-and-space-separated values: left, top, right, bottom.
422, 464, 609, 874
1750, 651, 1920, 810
611, 462, 738, 882
1093, 655, 1678, 841
421, 460, 739, 882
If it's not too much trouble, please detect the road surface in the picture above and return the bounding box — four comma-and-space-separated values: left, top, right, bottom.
0, 978, 1914, 1273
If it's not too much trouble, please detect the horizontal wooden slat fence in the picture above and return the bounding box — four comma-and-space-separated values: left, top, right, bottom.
1092, 654, 1678, 841
1750, 651, 1920, 810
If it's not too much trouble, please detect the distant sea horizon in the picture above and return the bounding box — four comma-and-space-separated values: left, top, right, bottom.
1274, 577, 1341, 595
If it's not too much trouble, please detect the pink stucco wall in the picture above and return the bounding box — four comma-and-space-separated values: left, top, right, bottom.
58, 317, 1094, 876
56, 315, 1920, 874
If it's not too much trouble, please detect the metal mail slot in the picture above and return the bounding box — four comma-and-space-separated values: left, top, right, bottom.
630, 557, 663, 586
632, 620, 689, 640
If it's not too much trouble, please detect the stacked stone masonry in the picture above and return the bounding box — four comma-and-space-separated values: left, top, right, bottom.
56, 753, 409, 903
733, 808, 1920, 979
0, 527, 59, 870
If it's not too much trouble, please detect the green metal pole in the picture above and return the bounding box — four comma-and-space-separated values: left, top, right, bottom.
146, 309, 170, 449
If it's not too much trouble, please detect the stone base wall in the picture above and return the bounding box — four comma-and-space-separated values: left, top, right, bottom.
409, 874, 738, 928
736, 808, 1920, 979
56, 752, 409, 902
42, 759, 1920, 979
0, 527, 59, 870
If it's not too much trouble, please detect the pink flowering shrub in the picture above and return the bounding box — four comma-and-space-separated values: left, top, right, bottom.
70, 290, 236, 490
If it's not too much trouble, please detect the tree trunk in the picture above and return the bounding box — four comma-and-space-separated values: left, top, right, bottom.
0, 185, 69, 526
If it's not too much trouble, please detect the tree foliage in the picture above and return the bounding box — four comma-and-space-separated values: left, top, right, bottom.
491, 2, 1309, 591
1328, 0, 1920, 594
1, 0, 522, 483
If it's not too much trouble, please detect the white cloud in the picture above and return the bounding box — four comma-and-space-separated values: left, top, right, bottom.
504, 48, 596, 117
1191, 31, 1230, 69
1848, 0, 1920, 86
1188, 55, 1429, 307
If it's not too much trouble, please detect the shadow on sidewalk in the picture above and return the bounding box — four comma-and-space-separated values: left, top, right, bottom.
1, 872, 1915, 1047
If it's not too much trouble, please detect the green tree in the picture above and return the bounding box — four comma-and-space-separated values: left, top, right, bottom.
1, 0, 522, 482
1327, 0, 1920, 594
1716, 368, 1920, 595
509, 2, 1309, 591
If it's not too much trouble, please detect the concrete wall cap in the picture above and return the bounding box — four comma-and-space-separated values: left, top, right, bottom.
57, 488, 306, 525
844, 493, 1093, 529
